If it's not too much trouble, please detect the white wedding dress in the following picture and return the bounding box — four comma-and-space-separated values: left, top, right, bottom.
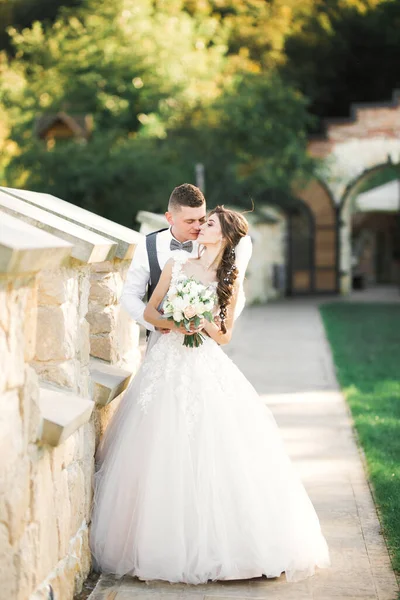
89, 257, 330, 584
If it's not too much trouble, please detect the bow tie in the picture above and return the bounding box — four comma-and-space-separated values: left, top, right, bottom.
170, 239, 193, 253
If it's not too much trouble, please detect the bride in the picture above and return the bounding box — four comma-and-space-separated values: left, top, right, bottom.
89, 205, 330, 584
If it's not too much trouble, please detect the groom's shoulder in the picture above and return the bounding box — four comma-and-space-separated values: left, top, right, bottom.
146, 227, 169, 239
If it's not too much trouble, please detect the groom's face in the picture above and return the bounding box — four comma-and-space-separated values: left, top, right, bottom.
166, 204, 207, 242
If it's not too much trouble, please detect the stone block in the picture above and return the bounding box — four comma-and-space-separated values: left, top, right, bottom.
23, 282, 38, 363
67, 462, 86, 538
86, 305, 114, 335
90, 334, 111, 362
0, 210, 72, 275
35, 304, 77, 362
31, 452, 59, 583
2, 284, 27, 390
0, 390, 23, 479
92, 394, 123, 444
37, 269, 78, 306
38, 385, 94, 447
30, 523, 91, 600
53, 467, 70, 559
79, 420, 96, 471
39, 387, 94, 446
5, 455, 31, 545
32, 359, 78, 391
20, 365, 42, 445
78, 269, 91, 320
90, 359, 132, 406
16, 522, 40, 599
90, 260, 116, 273
0, 321, 8, 395
78, 318, 91, 365
0, 523, 18, 599
89, 278, 118, 305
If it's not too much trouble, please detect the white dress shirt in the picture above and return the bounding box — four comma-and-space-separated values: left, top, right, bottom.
120, 228, 252, 332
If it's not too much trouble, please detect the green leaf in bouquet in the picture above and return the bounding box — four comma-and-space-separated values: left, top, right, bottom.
194, 316, 201, 328
204, 311, 214, 323
183, 334, 194, 348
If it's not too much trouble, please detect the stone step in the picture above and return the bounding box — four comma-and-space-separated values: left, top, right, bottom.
38, 384, 94, 446
90, 359, 133, 407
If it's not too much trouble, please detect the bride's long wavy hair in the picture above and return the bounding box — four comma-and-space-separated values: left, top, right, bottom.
208, 206, 249, 333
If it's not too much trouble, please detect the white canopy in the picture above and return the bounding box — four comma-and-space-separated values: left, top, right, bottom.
355, 179, 400, 212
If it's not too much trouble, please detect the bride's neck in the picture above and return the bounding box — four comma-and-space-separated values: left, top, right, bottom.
200, 244, 223, 271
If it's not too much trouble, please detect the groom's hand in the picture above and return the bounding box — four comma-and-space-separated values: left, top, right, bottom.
155, 307, 171, 334
176, 317, 205, 335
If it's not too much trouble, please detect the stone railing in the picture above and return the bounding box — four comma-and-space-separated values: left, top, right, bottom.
0, 187, 142, 599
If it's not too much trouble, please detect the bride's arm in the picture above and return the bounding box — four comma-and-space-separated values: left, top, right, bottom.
143, 260, 176, 331
203, 282, 239, 346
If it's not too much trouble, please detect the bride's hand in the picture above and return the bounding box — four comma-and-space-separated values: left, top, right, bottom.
174, 318, 205, 335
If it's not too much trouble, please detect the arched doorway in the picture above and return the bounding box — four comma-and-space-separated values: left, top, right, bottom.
339, 162, 400, 290
287, 201, 315, 294
287, 179, 339, 294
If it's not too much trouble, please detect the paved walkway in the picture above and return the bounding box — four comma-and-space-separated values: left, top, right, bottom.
88, 299, 399, 600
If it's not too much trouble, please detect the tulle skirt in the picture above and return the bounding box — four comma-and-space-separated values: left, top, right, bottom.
89, 331, 330, 584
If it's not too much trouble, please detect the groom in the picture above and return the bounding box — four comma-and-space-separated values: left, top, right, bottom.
120, 183, 251, 347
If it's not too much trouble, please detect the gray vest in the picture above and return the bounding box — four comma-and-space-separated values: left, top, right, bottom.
145, 228, 169, 301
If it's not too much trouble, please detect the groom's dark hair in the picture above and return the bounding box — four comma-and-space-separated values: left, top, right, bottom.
168, 183, 205, 211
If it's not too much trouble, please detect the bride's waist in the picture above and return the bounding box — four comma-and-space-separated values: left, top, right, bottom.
158, 329, 217, 348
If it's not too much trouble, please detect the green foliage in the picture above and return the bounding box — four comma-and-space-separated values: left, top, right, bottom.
321, 303, 400, 574
282, 0, 400, 127
172, 72, 315, 206
9, 0, 398, 217
0, 0, 316, 222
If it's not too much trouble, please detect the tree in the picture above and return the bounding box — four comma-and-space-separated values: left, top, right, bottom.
1, 0, 316, 222
282, 0, 400, 127
170, 72, 316, 207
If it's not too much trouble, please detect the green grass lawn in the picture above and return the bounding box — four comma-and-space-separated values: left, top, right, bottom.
320, 303, 400, 576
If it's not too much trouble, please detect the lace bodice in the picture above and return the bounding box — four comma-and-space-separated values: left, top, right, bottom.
171, 254, 218, 293
140, 255, 220, 432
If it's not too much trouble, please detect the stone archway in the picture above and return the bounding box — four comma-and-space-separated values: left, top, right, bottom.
305, 89, 400, 292
338, 164, 400, 290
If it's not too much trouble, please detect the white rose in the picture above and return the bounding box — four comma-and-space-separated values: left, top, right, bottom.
192, 301, 205, 315
173, 297, 186, 310
173, 310, 183, 322
163, 302, 173, 314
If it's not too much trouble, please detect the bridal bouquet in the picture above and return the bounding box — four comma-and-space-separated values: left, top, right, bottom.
162, 277, 217, 348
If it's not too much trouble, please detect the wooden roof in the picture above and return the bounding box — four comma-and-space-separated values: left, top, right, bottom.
35, 112, 93, 139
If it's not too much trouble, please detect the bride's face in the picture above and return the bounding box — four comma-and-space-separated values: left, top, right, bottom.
198, 214, 224, 246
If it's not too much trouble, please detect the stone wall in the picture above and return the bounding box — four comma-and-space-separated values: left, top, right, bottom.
88, 260, 140, 371
244, 213, 287, 304
0, 190, 142, 600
